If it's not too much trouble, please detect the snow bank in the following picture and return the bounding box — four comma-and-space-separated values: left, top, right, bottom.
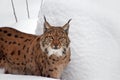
0, 0, 41, 26
37, 0, 120, 80
0, 74, 59, 80
11, 19, 38, 34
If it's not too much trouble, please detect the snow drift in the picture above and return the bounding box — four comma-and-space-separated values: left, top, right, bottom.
37, 0, 120, 80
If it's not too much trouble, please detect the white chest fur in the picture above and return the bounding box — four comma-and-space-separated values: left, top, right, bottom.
47, 47, 63, 57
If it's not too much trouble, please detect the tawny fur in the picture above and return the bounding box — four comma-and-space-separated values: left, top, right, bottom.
0, 19, 71, 79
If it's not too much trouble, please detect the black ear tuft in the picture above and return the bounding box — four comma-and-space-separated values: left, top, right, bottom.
63, 19, 72, 34
44, 16, 51, 33
68, 19, 72, 24
44, 16, 47, 22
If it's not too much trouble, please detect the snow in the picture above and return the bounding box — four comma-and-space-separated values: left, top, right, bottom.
0, 0, 41, 26
11, 19, 38, 34
37, 0, 120, 80
0, 0, 120, 80
0, 74, 58, 80
0, 68, 57, 80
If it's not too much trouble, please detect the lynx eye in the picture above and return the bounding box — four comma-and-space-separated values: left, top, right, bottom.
59, 37, 66, 42
49, 37, 53, 41
45, 36, 53, 42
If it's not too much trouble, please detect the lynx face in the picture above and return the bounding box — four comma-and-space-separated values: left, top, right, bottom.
40, 18, 71, 57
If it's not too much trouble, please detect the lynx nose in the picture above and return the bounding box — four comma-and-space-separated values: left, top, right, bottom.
52, 40, 60, 49
53, 45, 59, 49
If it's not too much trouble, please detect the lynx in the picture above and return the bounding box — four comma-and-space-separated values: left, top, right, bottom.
0, 17, 71, 79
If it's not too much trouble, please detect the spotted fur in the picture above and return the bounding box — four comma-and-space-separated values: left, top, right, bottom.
0, 18, 71, 79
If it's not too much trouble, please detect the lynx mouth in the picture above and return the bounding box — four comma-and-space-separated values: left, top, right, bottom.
45, 47, 65, 57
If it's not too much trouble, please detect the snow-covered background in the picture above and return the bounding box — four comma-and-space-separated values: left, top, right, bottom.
0, 0, 41, 34
1, 0, 120, 80
37, 0, 120, 80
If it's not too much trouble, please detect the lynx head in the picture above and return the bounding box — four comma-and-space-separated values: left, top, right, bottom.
40, 17, 71, 57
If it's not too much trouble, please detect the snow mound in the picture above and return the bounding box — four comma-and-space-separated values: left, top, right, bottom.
0, 74, 59, 80
11, 19, 38, 34
37, 0, 120, 80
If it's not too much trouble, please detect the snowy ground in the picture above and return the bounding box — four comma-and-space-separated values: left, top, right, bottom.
0, 73, 58, 80
1, 0, 120, 80
37, 0, 120, 80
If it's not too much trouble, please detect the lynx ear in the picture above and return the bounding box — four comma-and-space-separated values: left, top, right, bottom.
44, 16, 51, 33
63, 19, 71, 34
